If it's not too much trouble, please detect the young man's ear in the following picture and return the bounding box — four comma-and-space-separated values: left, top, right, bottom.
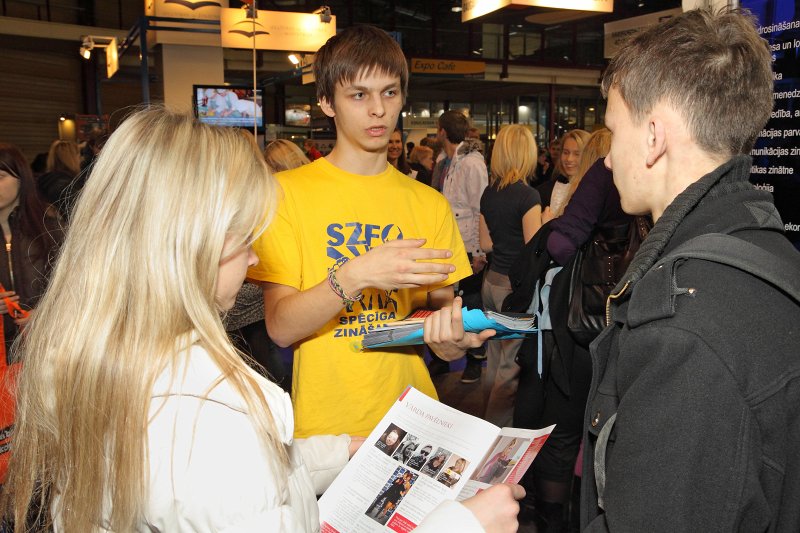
319, 97, 336, 119
646, 117, 667, 168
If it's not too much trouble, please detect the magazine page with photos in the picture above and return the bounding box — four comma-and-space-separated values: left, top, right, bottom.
318, 387, 554, 532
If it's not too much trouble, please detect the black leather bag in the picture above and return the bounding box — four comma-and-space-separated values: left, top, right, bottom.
566, 216, 651, 347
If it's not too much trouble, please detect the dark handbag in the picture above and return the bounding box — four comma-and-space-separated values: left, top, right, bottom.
566, 216, 652, 347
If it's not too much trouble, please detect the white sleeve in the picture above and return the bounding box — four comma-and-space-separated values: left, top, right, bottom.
415, 500, 484, 532
293, 434, 351, 495
146, 397, 305, 532
465, 158, 489, 253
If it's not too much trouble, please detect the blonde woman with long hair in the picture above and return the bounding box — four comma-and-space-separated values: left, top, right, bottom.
40, 140, 84, 220
264, 139, 310, 173
541, 128, 591, 220
570, 128, 611, 194
545, 127, 624, 266
478, 124, 542, 426
46, 140, 81, 177
2, 109, 357, 532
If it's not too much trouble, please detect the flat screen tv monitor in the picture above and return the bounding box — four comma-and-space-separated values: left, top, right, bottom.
194, 85, 263, 128
285, 104, 311, 127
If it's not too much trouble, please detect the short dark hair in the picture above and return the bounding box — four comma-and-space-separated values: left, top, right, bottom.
602, 8, 773, 156
438, 110, 469, 144
313, 25, 408, 107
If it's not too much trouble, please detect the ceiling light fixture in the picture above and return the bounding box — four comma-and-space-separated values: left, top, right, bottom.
79, 35, 94, 59
314, 6, 332, 23
288, 53, 301, 65
451, 6, 463, 12
78, 34, 117, 61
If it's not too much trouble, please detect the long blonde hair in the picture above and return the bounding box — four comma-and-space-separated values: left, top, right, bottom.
264, 138, 310, 172
46, 139, 81, 176
4, 108, 284, 532
489, 124, 536, 189
569, 128, 611, 199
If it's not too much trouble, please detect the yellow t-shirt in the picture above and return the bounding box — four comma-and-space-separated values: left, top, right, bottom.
249, 158, 472, 438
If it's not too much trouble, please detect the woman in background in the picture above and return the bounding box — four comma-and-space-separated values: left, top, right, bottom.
537, 129, 590, 216
478, 124, 542, 427
387, 128, 413, 176
0, 144, 60, 356
264, 139, 310, 173
542, 128, 617, 243
39, 140, 84, 220
409, 145, 434, 186
46, 140, 81, 177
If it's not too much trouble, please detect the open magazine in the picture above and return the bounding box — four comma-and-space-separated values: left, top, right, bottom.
361, 308, 537, 348
318, 387, 555, 532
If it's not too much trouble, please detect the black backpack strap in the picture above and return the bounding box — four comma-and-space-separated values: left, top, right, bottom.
656, 233, 800, 303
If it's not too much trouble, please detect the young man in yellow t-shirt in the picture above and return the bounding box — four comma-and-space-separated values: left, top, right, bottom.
248, 25, 494, 439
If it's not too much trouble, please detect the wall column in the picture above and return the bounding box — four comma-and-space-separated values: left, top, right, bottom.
160, 44, 224, 112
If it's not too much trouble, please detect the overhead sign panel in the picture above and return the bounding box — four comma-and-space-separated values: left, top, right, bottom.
145, 0, 227, 20
143, 0, 227, 46
410, 58, 486, 78
106, 37, 119, 78
462, 0, 613, 22
603, 8, 681, 58
220, 9, 336, 51
406, 117, 439, 129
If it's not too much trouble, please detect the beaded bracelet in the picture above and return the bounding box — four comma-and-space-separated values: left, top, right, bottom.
327, 257, 364, 306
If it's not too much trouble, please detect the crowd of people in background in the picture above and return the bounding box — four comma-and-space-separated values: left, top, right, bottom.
0, 8, 799, 533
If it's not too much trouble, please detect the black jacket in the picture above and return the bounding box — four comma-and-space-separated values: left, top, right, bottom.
0, 208, 60, 358
581, 156, 800, 532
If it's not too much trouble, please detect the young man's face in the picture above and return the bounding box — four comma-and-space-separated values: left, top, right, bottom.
604, 87, 651, 216
436, 126, 446, 145
320, 71, 403, 156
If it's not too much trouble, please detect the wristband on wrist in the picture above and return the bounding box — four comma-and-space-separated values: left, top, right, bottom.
327, 257, 364, 306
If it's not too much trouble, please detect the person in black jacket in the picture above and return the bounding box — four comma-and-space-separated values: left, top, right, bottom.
0, 144, 61, 354
409, 145, 434, 187
582, 8, 800, 532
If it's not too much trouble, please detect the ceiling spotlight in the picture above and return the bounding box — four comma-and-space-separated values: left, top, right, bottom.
241, 0, 257, 18
451, 6, 463, 12
79, 35, 94, 60
315, 6, 332, 23
288, 53, 300, 65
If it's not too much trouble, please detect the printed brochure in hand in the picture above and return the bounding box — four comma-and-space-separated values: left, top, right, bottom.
318, 387, 555, 532
361, 308, 538, 348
